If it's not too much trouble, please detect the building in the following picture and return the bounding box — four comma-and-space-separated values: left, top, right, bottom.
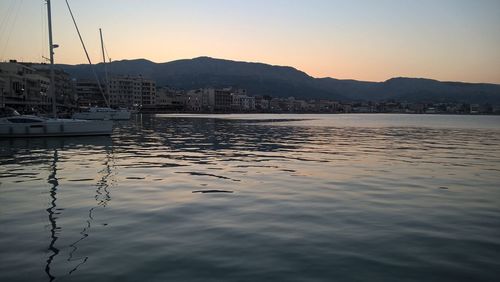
291, 99, 310, 112
153, 87, 185, 111
0, 61, 79, 112
0, 61, 51, 112
108, 76, 156, 108
200, 88, 233, 112
313, 99, 340, 113
109, 76, 141, 108
0, 76, 6, 107
231, 93, 255, 111
75, 79, 106, 107
254, 95, 271, 111
470, 104, 480, 114
141, 79, 156, 106
186, 90, 203, 112
34, 66, 77, 108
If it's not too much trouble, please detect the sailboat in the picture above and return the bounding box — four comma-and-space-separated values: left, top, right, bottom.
72, 106, 131, 120
72, 29, 131, 120
0, 0, 112, 137
0, 107, 112, 137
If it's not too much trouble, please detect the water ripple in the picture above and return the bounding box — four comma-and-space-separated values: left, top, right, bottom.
1, 114, 499, 281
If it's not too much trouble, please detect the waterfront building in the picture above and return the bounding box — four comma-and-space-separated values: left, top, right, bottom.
409, 103, 425, 114
148, 87, 185, 112
254, 96, 270, 111
470, 104, 480, 114
231, 93, 255, 111
141, 79, 156, 106
201, 88, 213, 111
342, 104, 352, 113
109, 76, 141, 108
34, 66, 77, 108
0, 76, 5, 107
0, 61, 51, 111
269, 98, 283, 112
108, 76, 156, 108
313, 99, 339, 112
493, 105, 500, 114
186, 90, 203, 112
75, 79, 106, 107
201, 88, 232, 112
292, 99, 310, 112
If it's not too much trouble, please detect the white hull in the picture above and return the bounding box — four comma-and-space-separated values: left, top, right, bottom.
0, 118, 113, 138
72, 109, 131, 120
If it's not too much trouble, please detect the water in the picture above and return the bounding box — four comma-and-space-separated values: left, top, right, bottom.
1, 114, 500, 282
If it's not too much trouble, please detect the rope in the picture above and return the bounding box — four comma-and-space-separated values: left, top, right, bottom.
0, 0, 23, 61
64, 0, 110, 107
104, 43, 111, 63
0, 0, 16, 41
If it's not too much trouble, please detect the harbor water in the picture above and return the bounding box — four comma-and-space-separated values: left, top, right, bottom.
1, 114, 500, 281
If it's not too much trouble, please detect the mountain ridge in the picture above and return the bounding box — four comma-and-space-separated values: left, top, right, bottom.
56, 56, 500, 104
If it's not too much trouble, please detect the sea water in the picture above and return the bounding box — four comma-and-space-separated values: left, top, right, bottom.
1, 114, 499, 281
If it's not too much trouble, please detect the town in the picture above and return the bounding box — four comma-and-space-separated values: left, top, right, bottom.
1, 60, 499, 115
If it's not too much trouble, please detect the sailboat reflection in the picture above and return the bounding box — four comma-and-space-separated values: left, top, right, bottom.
45, 149, 60, 282
43, 138, 114, 281
66, 147, 114, 275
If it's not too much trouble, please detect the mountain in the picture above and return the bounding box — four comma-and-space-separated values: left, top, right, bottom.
57, 57, 500, 104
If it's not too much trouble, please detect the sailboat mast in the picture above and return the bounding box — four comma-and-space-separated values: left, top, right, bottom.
99, 28, 111, 106
47, 0, 57, 118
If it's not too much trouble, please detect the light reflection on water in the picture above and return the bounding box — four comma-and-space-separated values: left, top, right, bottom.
1, 114, 500, 282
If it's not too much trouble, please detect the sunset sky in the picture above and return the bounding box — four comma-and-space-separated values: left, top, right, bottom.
1, 0, 499, 83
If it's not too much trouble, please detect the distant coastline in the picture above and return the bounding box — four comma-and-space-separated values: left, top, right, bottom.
2, 59, 499, 116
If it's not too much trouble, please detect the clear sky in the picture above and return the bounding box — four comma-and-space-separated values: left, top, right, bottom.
1, 0, 500, 83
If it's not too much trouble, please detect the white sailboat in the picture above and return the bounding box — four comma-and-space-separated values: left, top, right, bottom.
0, 0, 112, 138
72, 29, 131, 120
0, 107, 112, 137
73, 107, 131, 120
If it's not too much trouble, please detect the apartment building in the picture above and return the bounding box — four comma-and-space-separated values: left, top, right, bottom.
108, 76, 156, 108
0, 61, 51, 110
75, 79, 106, 107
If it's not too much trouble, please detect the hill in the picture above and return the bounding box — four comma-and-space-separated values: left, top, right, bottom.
57, 57, 500, 104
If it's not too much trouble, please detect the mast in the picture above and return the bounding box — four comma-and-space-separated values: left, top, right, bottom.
99, 28, 111, 107
47, 0, 57, 118
65, 0, 109, 108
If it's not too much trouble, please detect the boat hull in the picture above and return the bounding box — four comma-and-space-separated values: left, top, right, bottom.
0, 119, 113, 138
72, 110, 131, 120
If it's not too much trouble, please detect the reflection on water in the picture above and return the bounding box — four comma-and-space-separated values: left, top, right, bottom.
66, 147, 114, 277
0, 136, 114, 281
1, 114, 500, 281
45, 150, 59, 282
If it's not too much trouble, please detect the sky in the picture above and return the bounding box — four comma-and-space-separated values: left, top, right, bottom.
1, 0, 499, 84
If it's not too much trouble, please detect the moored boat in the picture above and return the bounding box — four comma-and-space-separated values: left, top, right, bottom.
1, 0, 114, 138
71, 28, 132, 121
0, 107, 112, 138
72, 107, 131, 120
